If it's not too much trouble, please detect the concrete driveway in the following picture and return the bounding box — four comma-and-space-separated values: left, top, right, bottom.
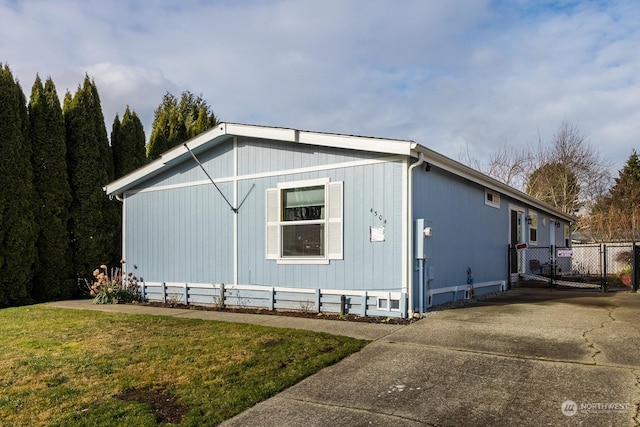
222, 288, 640, 426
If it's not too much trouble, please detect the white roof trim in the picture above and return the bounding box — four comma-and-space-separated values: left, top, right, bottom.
224, 123, 415, 155
103, 122, 575, 223
413, 145, 576, 223
104, 125, 230, 195
104, 122, 415, 195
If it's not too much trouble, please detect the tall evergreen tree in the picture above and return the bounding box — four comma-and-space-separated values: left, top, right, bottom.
64, 75, 119, 280
112, 106, 147, 178
29, 75, 73, 301
177, 91, 218, 139
147, 91, 218, 160
0, 64, 37, 306
110, 113, 121, 177
609, 150, 640, 211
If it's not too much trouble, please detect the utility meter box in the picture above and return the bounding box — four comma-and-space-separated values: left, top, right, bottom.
415, 218, 433, 260
415, 219, 426, 260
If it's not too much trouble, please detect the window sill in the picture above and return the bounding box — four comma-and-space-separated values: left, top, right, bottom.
275, 257, 330, 265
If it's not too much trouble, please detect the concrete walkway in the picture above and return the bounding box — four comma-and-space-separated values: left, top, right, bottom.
48, 299, 405, 341
50, 288, 640, 426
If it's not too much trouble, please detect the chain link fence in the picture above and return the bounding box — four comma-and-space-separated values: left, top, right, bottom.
509, 243, 639, 291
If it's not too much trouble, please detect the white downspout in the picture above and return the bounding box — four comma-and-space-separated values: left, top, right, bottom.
233, 136, 238, 286
407, 152, 426, 318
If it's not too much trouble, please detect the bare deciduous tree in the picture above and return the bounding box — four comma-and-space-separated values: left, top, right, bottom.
530, 122, 611, 213
580, 203, 640, 242
526, 162, 580, 215
462, 142, 532, 189
461, 121, 611, 224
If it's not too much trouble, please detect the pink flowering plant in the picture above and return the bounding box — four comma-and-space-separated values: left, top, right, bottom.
85, 262, 142, 304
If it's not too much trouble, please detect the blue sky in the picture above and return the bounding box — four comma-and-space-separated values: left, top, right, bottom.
1, 0, 638, 175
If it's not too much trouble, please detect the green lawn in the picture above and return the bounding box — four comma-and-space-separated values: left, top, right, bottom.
0, 304, 368, 426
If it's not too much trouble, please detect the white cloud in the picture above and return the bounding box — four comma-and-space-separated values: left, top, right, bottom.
1, 0, 638, 175
82, 62, 179, 132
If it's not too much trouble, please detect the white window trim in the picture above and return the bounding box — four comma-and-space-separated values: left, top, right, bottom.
529, 210, 538, 245
377, 296, 401, 312
266, 178, 343, 265
508, 204, 526, 245
485, 189, 500, 209
277, 177, 329, 189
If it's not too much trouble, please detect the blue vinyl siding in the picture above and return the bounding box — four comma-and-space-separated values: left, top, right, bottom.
237, 137, 381, 175
116, 129, 574, 316
524, 211, 567, 248
236, 159, 404, 292
123, 136, 404, 293
125, 183, 234, 284
143, 141, 234, 189
412, 166, 508, 289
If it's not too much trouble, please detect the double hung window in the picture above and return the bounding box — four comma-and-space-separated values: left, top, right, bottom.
266, 178, 343, 264
281, 185, 325, 257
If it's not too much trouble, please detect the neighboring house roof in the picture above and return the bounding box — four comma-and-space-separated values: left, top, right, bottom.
104, 122, 576, 223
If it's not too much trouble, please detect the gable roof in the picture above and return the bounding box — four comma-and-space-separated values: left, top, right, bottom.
104, 122, 575, 223
104, 122, 416, 196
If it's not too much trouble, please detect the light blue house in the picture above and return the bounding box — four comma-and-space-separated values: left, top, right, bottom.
105, 123, 574, 318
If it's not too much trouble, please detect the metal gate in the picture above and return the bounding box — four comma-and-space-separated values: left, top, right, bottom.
508, 243, 640, 292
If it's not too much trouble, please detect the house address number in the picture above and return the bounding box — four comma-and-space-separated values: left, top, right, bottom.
370, 208, 388, 224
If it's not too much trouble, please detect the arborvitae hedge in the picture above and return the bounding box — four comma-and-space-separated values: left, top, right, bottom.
64, 76, 120, 281
29, 75, 74, 301
0, 65, 37, 307
1, 66, 225, 306
112, 106, 147, 179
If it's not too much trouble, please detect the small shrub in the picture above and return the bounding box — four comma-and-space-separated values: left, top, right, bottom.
85, 264, 142, 304
165, 293, 183, 307
299, 299, 315, 313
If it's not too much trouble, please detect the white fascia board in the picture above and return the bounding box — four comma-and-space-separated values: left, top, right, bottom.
297, 131, 414, 156
104, 161, 165, 195
160, 125, 227, 163
225, 123, 415, 156
104, 122, 414, 196
413, 145, 577, 223
224, 123, 298, 142
104, 125, 229, 196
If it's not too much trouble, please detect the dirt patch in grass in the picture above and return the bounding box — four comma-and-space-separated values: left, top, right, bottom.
116, 385, 189, 424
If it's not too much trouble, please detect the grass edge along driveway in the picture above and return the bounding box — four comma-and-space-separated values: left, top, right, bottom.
0, 304, 368, 426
